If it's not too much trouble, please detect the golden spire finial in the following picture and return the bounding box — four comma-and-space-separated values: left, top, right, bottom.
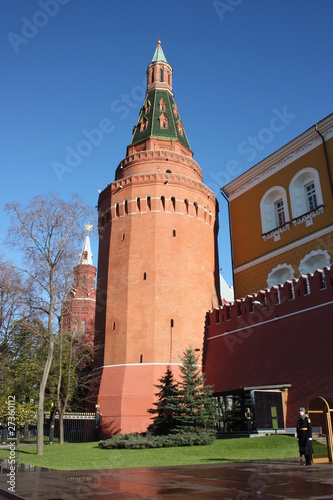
85, 222, 93, 236
157, 39, 161, 46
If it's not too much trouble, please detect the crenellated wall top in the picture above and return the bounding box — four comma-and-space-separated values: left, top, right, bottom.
206, 265, 333, 338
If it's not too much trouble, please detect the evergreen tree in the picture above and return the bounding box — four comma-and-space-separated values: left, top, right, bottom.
177, 348, 216, 432
147, 366, 181, 435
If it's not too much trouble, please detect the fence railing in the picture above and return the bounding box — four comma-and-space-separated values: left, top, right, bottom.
0, 412, 99, 444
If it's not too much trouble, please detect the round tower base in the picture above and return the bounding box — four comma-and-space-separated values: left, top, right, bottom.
97, 363, 180, 437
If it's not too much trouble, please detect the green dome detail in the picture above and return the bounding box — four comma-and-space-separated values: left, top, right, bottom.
131, 89, 191, 151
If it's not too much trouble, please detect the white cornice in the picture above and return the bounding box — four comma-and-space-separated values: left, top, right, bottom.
223, 114, 333, 200
234, 224, 333, 274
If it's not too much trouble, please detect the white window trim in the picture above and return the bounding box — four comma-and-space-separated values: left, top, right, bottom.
260, 186, 290, 234
267, 263, 294, 288
299, 249, 330, 275
289, 167, 323, 219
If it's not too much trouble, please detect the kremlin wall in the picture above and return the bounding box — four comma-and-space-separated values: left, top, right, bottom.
203, 266, 333, 430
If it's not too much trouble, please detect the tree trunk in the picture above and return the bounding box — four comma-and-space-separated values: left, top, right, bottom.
59, 409, 64, 445
37, 294, 54, 455
15, 427, 20, 447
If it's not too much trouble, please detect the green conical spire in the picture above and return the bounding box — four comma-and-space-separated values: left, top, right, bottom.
151, 40, 167, 63
130, 42, 191, 152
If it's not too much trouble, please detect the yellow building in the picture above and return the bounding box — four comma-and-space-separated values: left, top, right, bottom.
222, 113, 333, 299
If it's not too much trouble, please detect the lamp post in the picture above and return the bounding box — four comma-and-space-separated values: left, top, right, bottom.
49, 403, 56, 445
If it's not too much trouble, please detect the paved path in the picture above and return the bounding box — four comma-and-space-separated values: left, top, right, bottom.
1, 460, 333, 499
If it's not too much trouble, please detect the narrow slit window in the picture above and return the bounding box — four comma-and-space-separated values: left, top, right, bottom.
173, 229, 176, 237
274, 199, 285, 227
143, 272, 147, 280
81, 321, 86, 339
305, 182, 318, 211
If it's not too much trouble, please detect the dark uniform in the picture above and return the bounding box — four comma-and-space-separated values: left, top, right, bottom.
245, 408, 253, 435
297, 408, 313, 465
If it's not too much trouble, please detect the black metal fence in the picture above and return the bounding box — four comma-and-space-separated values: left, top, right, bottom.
1, 412, 98, 444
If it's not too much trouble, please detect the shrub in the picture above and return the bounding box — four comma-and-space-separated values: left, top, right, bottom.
99, 430, 215, 450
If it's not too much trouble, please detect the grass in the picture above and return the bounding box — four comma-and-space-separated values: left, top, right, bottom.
0, 435, 316, 471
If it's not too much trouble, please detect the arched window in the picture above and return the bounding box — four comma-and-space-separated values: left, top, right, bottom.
144, 100, 150, 114
159, 113, 168, 129
115, 203, 120, 217
171, 197, 176, 211
173, 103, 178, 118
267, 264, 294, 287
159, 98, 166, 112
260, 186, 289, 233
299, 250, 330, 275
124, 200, 128, 215
160, 67, 163, 82
140, 117, 148, 132
289, 167, 323, 218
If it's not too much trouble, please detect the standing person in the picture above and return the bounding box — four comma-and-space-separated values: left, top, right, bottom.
245, 407, 253, 435
297, 407, 313, 465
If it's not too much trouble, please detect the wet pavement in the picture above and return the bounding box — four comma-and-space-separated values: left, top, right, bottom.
0, 460, 333, 499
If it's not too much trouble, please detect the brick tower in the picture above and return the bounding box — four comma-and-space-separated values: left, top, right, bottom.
94, 42, 221, 434
62, 223, 96, 347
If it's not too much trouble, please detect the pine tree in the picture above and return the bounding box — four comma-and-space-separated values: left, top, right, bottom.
177, 347, 216, 432
147, 366, 181, 435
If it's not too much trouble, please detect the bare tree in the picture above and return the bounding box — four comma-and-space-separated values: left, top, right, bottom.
0, 257, 32, 341
5, 192, 92, 454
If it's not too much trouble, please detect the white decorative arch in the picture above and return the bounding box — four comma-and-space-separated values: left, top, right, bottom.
267, 264, 294, 288
260, 186, 290, 234
299, 249, 330, 275
289, 167, 323, 218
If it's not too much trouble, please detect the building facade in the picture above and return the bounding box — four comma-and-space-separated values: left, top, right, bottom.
222, 114, 333, 299
94, 42, 221, 434
62, 223, 96, 347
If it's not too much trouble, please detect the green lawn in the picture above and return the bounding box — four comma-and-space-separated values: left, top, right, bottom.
0, 435, 314, 471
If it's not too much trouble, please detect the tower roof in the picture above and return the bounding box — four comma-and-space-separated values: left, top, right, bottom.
151, 40, 167, 63
78, 223, 93, 265
130, 41, 191, 152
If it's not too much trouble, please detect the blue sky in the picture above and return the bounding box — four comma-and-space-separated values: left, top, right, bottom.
1, 0, 333, 286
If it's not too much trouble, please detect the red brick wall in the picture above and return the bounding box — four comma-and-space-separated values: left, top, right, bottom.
204, 266, 333, 428
94, 145, 221, 433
